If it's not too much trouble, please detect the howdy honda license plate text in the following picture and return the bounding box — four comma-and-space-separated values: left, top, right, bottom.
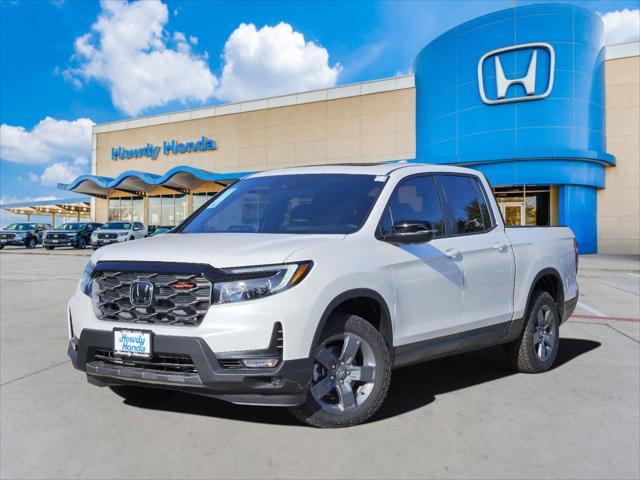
113, 329, 152, 358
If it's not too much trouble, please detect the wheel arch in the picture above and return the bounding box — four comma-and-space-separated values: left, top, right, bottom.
525, 267, 566, 321
310, 289, 393, 357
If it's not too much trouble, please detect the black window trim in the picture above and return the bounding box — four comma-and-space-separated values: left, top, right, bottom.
434, 173, 498, 239
375, 172, 449, 240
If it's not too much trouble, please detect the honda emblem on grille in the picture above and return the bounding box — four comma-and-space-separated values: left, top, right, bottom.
130, 281, 153, 307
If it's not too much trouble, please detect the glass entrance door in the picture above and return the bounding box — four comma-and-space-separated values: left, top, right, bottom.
500, 202, 525, 226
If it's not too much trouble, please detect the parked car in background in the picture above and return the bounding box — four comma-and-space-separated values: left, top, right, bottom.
0, 223, 51, 249
149, 226, 172, 236
90, 221, 147, 249
43, 222, 103, 250
69, 164, 578, 428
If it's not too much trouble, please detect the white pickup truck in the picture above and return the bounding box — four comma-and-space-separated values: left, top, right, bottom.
68, 163, 578, 427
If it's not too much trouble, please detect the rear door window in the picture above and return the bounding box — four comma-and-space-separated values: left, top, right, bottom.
437, 175, 491, 235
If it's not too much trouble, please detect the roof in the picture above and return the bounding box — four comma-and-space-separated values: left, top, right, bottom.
0, 196, 92, 218
58, 166, 252, 196
250, 160, 476, 177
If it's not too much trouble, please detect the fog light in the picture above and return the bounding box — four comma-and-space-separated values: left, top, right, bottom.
242, 358, 280, 368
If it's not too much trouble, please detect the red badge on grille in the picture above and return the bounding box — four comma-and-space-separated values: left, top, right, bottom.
170, 281, 197, 290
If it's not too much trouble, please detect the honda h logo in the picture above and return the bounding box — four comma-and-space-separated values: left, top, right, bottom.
478, 42, 555, 105
130, 281, 153, 307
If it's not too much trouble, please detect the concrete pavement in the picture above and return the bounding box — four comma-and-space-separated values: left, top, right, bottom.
1, 252, 638, 479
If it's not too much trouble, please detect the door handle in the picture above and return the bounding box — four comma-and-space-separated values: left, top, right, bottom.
444, 248, 459, 259
493, 242, 508, 252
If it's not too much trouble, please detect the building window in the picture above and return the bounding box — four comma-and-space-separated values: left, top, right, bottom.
108, 196, 143, 222
193, 192, 218, 210
148, 194, 187, 227
493, 185, 551, 227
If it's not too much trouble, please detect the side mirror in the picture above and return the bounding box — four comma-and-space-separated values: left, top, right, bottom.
382, 220, 436, 244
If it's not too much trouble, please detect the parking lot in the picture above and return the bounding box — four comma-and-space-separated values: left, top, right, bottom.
1, 249, 638, 479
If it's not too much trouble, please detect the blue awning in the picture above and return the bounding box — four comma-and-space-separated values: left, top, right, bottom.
58, 166, 254, 196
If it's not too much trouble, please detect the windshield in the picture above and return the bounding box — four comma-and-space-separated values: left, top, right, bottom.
181, 174, 386, 235
102, 222, 131, 230
58, 223, 85, 231
5, 223, 36, 231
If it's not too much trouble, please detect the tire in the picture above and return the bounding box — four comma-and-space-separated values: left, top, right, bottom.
25, 237, 37, 249
0, 245, 4, 249
505, 291, 560, 373
76, 238, 87, 249
45, 246, 54, 250
288, 313, 391, 428
109, 385, 177, 402
129, 236, 134, 241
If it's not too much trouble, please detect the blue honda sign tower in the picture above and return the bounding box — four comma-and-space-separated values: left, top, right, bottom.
414, 4, 615, 253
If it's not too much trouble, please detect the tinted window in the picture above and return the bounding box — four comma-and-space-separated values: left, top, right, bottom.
5, 223, 36, 231
182, 174, 385, 235
470, 178, 492, 228
103, 222, 131, 230
380, 176, 445, 238
438, 175, 489, 234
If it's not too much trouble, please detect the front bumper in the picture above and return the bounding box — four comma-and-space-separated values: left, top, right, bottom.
92, 238, 124, 247
0, 238, 26, 246
69, 329, 313, 406
44, 238, 78, 247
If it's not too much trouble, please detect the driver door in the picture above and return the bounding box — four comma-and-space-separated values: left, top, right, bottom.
380, 175, 464, 346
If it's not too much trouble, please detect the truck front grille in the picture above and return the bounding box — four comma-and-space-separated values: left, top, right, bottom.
0, 233, 15, 240
47, 233, 68, 239
93, 349, 197, 374
92, 271, 212, 326
98, 233, 117, 239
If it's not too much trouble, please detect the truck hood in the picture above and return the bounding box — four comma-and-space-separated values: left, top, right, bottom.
92, 232, 345, 268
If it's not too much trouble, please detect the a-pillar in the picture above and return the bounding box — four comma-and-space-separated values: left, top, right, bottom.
558, 185, 597, 254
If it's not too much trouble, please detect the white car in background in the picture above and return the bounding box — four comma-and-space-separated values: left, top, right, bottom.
90, 221, 147, 249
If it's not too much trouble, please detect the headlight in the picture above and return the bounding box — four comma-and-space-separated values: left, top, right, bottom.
80, 262, 96, 296
214, 262, 312, 304
118, 232, 128, 237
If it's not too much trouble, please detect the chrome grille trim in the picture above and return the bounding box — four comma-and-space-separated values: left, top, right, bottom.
92, 271, 212, 326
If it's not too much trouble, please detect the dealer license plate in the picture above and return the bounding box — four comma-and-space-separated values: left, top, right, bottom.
113, 329, 152, 358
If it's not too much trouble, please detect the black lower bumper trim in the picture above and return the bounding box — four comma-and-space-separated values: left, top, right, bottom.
69, 329, 312, 406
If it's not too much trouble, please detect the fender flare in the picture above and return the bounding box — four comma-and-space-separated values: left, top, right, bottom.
507, 267, 565, 341
309, 288, 393, 357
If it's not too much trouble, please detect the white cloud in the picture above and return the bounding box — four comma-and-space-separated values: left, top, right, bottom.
0, 117, 93, 165
65, 0, 218, 116
600, 9, 640, 45
215, 22, 341, 102
39, 160, 86, 186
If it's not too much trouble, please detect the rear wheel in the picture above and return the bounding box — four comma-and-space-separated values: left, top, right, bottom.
505, 291, 560, 373
289, 313, 391, 428
45, 246, 54, 250
109, 385, 177, 402
25, 237, 37, 249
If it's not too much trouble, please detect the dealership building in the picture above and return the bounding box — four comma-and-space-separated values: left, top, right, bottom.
4, 4, 637, 254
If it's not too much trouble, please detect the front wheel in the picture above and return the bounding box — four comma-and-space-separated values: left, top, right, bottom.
505, 291, 560, 373
76, 237, 87, 249
45, 246, 54, 250
25, 237, 37, 249
289, 313, 391, 428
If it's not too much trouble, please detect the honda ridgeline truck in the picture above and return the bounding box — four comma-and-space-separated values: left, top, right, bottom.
68, 164, 578, 428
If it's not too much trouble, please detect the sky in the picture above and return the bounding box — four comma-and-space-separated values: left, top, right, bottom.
0, 0, 639, 224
